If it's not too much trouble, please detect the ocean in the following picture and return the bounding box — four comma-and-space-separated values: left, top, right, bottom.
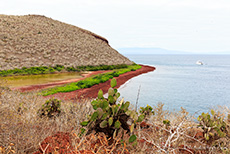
118, 54, 230, 116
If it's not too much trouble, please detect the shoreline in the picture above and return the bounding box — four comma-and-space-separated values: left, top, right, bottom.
11, 70, 111, 92
45, 65, 155, 100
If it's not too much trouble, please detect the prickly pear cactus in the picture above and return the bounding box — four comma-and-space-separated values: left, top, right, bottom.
197, 109, 227, 143
81, 78, 143, 143
139, 105, 154, 119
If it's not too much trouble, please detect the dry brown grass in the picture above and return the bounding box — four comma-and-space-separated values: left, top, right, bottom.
0, 86, 93, 153
0, 85, 229, 153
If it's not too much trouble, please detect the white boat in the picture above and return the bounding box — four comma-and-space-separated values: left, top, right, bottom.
196, 60, 203, 65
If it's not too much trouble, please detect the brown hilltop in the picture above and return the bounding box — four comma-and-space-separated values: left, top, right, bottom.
0, 14, 133, 70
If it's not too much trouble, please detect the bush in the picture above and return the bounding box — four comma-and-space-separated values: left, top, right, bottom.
0, 64, 136, 77
53, 65, 65, 72
66, 66, 77, 72
38, 98, 62, 118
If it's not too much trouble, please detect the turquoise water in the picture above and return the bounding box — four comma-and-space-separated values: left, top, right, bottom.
118, 55, 230, 115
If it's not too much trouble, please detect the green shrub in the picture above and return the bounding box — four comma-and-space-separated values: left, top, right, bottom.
0, 64, 137, 77
38, 98, 62, 118
53, 65, 65, 72
67, 66, 77, 72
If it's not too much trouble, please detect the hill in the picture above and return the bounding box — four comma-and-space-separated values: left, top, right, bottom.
0, 14, 133, 70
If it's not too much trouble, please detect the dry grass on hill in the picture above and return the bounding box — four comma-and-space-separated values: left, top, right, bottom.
0, 85, 93, 153
0, 14, 133, 70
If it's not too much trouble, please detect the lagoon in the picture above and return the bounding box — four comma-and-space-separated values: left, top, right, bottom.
0, 72, 82, 88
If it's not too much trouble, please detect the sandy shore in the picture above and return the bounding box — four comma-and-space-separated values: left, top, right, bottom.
45, 65, 155, 100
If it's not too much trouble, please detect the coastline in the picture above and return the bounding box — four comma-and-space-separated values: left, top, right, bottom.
46, 65, 155, 100
11, 70, 111, 92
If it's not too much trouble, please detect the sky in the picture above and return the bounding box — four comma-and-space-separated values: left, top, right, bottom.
1, 0, 230, 53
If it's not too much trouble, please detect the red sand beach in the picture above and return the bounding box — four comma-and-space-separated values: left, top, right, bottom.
13, 65, 155, 100
46, 65, 155, 100
12, 70, 111, 92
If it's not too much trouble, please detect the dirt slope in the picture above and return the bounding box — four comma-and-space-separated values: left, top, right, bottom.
0, 14, 133, 70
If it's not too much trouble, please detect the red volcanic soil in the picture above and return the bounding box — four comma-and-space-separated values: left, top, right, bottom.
34, 132, 72, 154
33, 124, 205, 154
13, 65, 155, 100
46, 65, 155, 100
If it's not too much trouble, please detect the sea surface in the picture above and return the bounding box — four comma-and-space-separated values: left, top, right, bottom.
118, 54, 230, 116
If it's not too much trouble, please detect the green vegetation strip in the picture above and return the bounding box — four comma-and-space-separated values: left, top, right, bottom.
0, 64, 129, 77
41, 65, 141, 96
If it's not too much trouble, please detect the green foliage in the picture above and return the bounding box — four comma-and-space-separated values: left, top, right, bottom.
53, 65, 65, 72
0, 65, 65, 77
98, 89, 104, 99
38, 98, 62, 118
81, 121, 89, 126
197, 109, 227, 143
80, 78, 144, 143
110, 78, 117, 88
163, 119, 171, 129
66, 64, 132, 72
0, 64, 138, 77
139, 105, 154, 118
129, 134, 137, 143
41, 64, 142, 96
76, 64, 129, 71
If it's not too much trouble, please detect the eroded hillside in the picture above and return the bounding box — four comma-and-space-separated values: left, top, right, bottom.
0, 14, 133, 70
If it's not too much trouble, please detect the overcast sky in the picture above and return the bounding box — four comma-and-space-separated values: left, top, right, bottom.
1, 0, 230, 53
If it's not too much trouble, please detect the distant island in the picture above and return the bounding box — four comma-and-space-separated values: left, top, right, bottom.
118, 47, 230, 55
118, 47, 191, 55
